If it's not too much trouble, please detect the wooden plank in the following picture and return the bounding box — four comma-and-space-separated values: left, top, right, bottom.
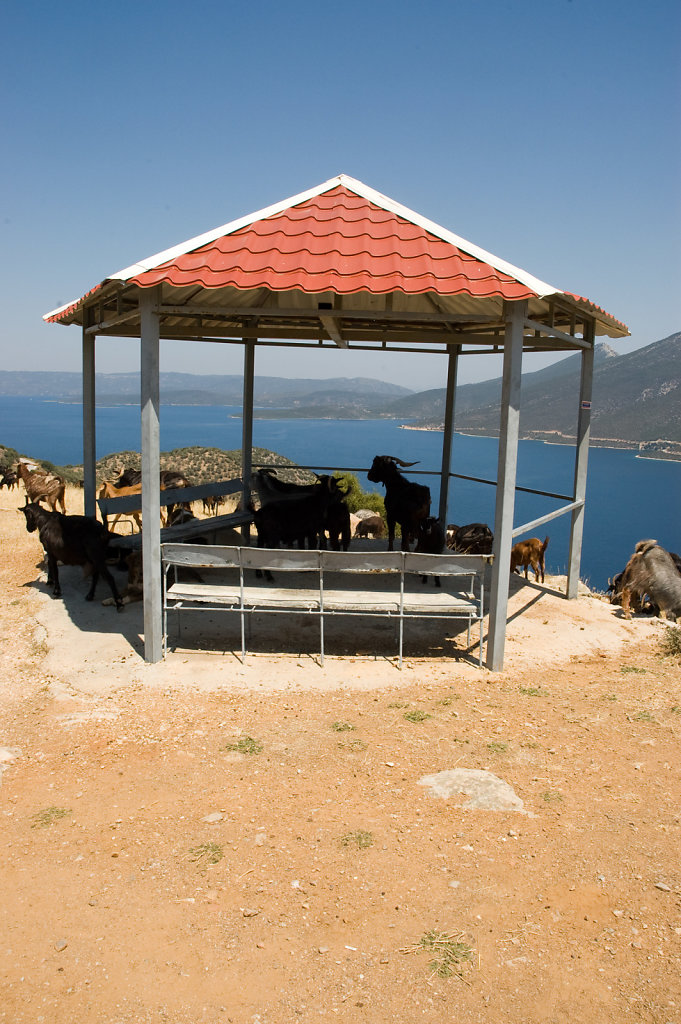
157, 303, 498, 326
98, 479, 243, 516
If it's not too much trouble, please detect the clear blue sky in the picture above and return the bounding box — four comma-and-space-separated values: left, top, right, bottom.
1, 0, 679, 390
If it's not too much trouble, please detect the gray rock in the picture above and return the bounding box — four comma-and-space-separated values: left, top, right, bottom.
418, 768, 528, 813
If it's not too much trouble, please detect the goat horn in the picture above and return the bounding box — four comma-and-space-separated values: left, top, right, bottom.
379, 455, 420, 468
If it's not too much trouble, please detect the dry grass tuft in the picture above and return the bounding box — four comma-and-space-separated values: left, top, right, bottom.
401, 929, 474, 979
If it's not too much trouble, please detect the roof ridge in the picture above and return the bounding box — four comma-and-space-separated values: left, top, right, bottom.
107, 174, 561, 299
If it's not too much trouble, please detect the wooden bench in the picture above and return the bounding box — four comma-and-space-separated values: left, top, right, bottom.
97, 479, 253, 547
162, 544, 492, 667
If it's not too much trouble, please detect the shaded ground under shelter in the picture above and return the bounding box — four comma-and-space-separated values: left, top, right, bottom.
44, 174, 628, 669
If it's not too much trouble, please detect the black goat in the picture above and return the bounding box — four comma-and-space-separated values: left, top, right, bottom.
415, 516, 446, 586
447, 522, 494, 555
324, 494, 351, 551
252, 476, 343, 580
1, 469, 18, 490
20, 502, 123, 609
366, 455, 431, 552
114, 468, 191, 490
254, 468, 350, 551
252, 468, 320, 507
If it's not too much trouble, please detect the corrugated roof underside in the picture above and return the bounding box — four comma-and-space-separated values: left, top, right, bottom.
129, 187, 536, 301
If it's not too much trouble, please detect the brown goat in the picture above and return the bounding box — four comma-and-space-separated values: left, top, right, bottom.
620, 540, 681, 621
355, 515, 385, 539
102, 551, 143, 606
98, 480, 143, 532
17, 462, 66, 513
510, 536, 549, 584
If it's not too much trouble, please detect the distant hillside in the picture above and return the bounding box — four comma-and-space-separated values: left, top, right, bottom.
2, 333, 679, 453
0, 371, 411, 408
398, 332, 681, 456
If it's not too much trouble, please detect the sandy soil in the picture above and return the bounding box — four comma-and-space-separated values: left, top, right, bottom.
1, 485, 680, 1023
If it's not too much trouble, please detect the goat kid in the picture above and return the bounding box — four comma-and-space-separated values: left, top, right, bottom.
510, 536, 549, 584
21, 503, 122, 609
355, 515, 385, 540
415, 516, 446, 586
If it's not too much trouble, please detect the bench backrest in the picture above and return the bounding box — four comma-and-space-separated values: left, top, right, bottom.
99, 478, 243, 517
162, 544, 492, 577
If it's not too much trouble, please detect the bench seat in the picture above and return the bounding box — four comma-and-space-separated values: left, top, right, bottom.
162, 544, 491, 667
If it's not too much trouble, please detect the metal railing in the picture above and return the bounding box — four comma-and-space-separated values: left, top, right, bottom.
251, 460, 583, 539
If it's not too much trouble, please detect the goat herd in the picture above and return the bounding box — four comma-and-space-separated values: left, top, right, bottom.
3, 454, 681, 624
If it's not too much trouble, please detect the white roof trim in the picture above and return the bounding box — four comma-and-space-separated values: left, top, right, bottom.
105, 173, 563, 299
339, 175, 562, 299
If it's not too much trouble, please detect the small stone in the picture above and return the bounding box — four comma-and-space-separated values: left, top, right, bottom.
448, 880, 461, 889
654, 882, 671, 892
54, 940, 68, 952
242, 908, 259, 918
202, 812, 224, 824
318, 947, 330, 954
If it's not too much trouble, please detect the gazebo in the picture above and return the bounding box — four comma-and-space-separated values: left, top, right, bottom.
44, 174, 628, 669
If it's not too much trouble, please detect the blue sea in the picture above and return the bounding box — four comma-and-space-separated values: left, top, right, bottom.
2, 395, 679, 592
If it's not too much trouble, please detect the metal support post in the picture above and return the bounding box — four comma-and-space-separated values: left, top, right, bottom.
438, 345, 459, 526
82, 314, 97, 518
487, 300, 527, 671
140, 287, 162, 663
567, 319, 595, 598
241, 340, 255, 540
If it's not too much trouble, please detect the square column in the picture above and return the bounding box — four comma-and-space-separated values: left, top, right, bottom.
82, 313, 97, 518
486, 300, 527, 671
140, 287, 162, 663
567, 320, 595, 598
438, 345, 459, 526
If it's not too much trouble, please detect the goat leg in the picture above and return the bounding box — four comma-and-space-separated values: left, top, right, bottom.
86, 563, 123, 610
48, 554, 61, 597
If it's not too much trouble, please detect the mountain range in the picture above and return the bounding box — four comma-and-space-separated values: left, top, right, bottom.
1, 331, 678, 454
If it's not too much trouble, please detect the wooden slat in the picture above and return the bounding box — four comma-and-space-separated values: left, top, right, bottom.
99, 478, 243, 515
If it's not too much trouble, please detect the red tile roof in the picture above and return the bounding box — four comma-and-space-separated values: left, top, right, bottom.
43, 175, 628, 337
129, 186, 535, 301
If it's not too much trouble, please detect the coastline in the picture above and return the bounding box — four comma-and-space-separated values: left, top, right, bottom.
399, 423, 681, 462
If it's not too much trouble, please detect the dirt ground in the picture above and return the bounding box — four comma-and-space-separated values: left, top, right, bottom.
1, 485, 680, 1024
